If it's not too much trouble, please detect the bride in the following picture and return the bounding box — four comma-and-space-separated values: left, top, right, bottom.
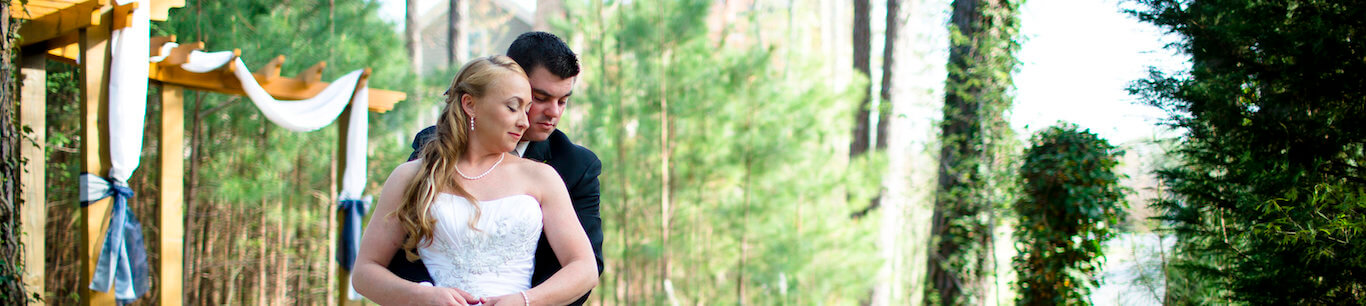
353, 55, 598, 305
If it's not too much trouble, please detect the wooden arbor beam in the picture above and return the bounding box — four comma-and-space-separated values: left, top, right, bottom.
145, 38, 406, 113
29, 34, 407, 112
11, 0, 184, 46
12, 0, 103, 46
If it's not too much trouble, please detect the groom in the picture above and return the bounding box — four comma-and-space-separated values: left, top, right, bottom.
392, 31, 604, 305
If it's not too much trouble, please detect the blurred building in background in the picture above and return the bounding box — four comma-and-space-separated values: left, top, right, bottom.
414, 0, 534, 75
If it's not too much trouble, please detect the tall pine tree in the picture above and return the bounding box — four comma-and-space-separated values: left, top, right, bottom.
927, 0, 1021, 304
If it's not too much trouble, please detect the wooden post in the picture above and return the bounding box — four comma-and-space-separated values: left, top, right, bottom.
333, 104, 361, 306
19, 48, 47, 305
79, 5, 116, 306
333, 73, 370, 305
158, 83, 185, 306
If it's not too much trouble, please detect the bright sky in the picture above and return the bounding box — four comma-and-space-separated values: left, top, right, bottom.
376, 0, 404, 24
1015, 0, 1187, 143
1016, 2, 1185, 303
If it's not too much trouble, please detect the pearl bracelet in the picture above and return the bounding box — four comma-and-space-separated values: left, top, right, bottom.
520, 290, 530, 306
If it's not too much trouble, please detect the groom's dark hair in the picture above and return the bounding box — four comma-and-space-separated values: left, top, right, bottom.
507, 32, 580, 79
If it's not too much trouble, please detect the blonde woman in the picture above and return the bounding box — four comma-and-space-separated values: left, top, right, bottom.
353, 55, 598, 305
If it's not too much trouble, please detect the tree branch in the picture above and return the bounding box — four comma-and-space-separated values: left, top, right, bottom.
196, 96, 242, 120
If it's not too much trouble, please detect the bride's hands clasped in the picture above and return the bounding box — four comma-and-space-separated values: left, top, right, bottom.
480, 292, 527, 306
415, 285, 482, 306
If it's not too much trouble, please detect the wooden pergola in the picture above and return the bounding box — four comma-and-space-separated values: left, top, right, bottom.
12, 1, 403, 305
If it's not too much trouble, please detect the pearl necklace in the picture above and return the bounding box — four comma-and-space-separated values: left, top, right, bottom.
455, 153, 506, 180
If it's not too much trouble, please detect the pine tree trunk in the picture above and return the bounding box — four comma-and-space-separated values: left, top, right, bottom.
275, 200, 286, 304
534, 0, 564, 32
0, 2, 28, 302
850, 0, 872, 157
221, 205, 238, 305
194, 201, 207, 304
658, 41, 673, 302
202, 201, 217, 305
612, 4, 632, 301
406, 0, 422, 76
737, 97, 758, 305
929, 0, 984, 303
257, 201, 267, 306
186, 194, 198, 304
877, 0, 901, 150
927, 0, 1019, 303
872, 0, 909, 304
447, 0, 461, 68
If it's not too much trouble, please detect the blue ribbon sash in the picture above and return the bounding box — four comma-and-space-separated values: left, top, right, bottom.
80, 174, 150, 304
337, 198, 370, 271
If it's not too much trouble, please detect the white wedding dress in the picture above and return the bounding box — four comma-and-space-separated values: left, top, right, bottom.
418, 193, 543, 299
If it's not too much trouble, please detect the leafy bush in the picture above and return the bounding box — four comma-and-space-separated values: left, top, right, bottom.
1014, 123, 1127, 304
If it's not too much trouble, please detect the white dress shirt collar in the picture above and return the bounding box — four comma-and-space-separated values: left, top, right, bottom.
514, 141, 530, 157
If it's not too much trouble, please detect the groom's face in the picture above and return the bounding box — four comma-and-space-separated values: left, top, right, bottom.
523, 66, 576, 142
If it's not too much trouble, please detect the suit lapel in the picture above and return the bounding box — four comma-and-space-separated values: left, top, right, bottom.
523, 140, 552, 163
524, 129, 565, 163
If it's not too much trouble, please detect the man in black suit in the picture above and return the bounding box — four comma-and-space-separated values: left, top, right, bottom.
389, 31, 604, 305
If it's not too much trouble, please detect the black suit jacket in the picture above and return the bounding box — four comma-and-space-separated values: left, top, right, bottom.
391, 126, 604, 305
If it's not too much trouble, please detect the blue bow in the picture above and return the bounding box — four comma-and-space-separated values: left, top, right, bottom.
337, 197, 370, 271
80, 174, 150, 304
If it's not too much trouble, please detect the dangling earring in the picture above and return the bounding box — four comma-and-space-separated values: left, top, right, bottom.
469, 117, 476, 132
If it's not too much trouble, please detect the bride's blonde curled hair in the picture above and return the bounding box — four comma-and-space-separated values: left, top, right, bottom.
392, 55, 527, 261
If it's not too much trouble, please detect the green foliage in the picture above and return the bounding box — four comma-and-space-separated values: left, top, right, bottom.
1013, 123, 1127, 305
562, 0, 883, 303
1129, 0, 1366, 303
36, 60, 81, 304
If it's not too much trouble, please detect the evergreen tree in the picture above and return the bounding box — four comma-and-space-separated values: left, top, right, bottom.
1130, 0, 1366, 303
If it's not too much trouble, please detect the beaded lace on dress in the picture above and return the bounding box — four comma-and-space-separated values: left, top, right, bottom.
418, 193, 542, 298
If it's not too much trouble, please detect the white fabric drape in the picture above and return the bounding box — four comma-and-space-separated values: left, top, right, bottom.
150, 41, 370, 196
165, 44, 371, 202
148, 43, 173, 63
148, 42, 236, 73
107, 0, 150, 182
78, 174, 112, 203
229, 58, 365, 132
341, 86, 369, 200
183, 50, 237, 73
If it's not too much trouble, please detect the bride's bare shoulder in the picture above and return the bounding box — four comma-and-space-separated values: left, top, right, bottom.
385, 159, 425, 185
507, 156, 559, 184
